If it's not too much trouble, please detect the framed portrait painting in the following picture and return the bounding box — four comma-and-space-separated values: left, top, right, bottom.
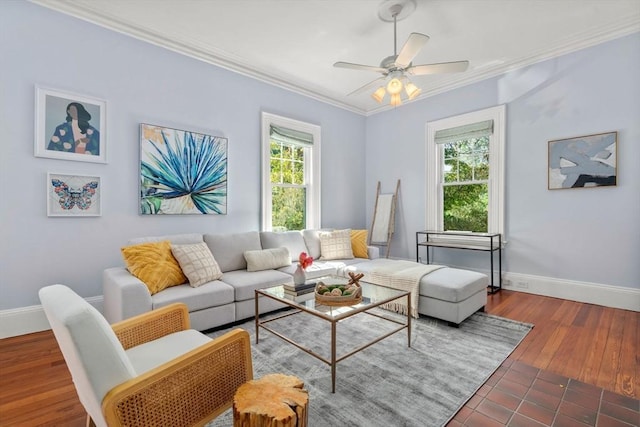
35, 86, 107, 163
548, 131, 617, 190
47, 173, 102, 217
139, 123, 227, 215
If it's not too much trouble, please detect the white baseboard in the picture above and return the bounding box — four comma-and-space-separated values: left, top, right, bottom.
501, 272, 640, 312
0, 296, 103, 339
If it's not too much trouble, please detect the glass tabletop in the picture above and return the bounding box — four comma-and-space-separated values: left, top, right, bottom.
259, 281, 409, 320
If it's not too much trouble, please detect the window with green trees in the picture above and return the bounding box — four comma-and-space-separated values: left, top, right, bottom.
443, 136, 489, 232
270, 141, 306, 231
261, 113, 320, 231
426, 105, 505, 237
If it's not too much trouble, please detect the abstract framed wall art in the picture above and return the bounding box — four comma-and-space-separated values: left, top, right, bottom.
35, 86, 107, 163
47, 173, 101, 217
140, 123, 228, 215
548, 131, 617, 190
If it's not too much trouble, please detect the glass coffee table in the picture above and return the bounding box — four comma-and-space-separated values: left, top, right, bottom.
255, 281, 411, 393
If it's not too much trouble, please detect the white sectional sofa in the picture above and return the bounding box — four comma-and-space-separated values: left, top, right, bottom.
103, 229, 488, 331
103, 230, 374, 331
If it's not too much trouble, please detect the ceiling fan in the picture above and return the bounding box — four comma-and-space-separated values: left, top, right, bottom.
334, 0, 469, 106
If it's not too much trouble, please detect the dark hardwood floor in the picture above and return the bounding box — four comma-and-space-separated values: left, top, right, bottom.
0, 290, 637, 426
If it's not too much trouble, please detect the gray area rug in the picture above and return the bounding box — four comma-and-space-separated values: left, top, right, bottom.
207, 310, 533, 427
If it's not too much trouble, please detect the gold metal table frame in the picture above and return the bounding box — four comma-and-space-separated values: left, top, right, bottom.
255, 283, 411, 393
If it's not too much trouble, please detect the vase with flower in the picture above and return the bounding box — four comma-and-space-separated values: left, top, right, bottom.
293, 252, 313, 285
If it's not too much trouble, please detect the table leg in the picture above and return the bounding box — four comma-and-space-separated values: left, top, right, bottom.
254, 291, 259, 344
407, 293, 412, 348
331, 320, 336, 393
490, 246, 495, 292
499, 234, 502, 291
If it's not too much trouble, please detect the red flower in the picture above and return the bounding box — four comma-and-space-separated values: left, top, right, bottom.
298, 252, 313, 270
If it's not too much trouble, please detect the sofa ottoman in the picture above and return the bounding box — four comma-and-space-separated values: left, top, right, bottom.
349, 259, 487, 325
418, 267, 487, 326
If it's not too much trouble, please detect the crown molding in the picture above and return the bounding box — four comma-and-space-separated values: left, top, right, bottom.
29, 0, 640, 117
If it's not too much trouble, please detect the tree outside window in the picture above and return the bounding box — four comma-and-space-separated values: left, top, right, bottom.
270, 140, 306, 231
261, 113, 320, 232
443, 136, 490, 232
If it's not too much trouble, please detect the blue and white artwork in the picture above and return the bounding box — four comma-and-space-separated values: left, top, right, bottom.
548, 132, 617, 190
140, 124, 227, 215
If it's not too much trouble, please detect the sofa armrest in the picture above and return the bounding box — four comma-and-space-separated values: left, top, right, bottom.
102, 329, 253, 426
111, 303, 190, 350
103, 267, 152, 324
367, 245, 380, 260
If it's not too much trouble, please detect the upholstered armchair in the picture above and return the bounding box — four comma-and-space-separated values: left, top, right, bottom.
39, 284, 252, 427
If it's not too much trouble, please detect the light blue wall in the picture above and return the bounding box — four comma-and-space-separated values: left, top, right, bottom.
365, 33, 640, 290
0, 1, 366, 308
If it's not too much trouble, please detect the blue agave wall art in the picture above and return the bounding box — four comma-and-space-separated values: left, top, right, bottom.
139, 124, 227, 215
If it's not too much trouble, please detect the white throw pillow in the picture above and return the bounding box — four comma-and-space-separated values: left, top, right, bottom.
244, 247, 291, 272
171, 242, 223, 287
319, 229, 354, 260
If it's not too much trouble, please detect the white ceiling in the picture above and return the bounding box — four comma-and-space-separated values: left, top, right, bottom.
32, 0, 640, 115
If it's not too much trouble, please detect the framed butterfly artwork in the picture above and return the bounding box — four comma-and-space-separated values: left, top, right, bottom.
47, 173, 102, 217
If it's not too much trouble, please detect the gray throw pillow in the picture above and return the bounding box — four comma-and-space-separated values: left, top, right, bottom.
244, 247, 292, 272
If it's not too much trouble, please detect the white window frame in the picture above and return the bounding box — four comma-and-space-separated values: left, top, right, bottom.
261, 112, 321, 231
425, 105, 505, 244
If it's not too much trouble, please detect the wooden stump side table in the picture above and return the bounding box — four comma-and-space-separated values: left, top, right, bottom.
233, 373, 309, 427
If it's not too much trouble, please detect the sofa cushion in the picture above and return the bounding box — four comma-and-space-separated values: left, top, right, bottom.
121, 241, 187, 295
319, 229, 354, 260
171, 242, 223, 287
350, 229, 369, 259
152, 280, 235, 312
302, 229, 331, 260
278, 261, 337, 280
260, 231, 308, 262
244, 247, 291, 272
204, 231, 262, 273
221, 269, 293, 301
419, 268, 488, 302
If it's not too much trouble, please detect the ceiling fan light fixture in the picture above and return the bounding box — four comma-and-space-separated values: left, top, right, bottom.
390, 93, 402, 107
334, 0, 468, 110
405, 82, 421, 100
386, 77, 403, 95
372, 86, 386, 103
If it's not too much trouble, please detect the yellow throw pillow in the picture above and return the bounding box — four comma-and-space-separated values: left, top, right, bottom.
351, 229, 369, 259
121, 240, 187, 295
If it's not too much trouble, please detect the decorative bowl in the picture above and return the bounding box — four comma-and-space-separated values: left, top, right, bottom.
314, 279, 362, 306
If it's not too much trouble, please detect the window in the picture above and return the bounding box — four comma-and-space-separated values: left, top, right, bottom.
261, 112, 320, 231
443, 135, 490, 232
425, 105, 505, 237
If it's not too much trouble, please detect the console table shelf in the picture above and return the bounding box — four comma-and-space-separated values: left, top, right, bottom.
416, 231, 502, 294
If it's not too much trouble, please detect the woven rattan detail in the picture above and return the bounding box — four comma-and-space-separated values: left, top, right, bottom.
113, 304, 190, 349
103, 329, 253, 426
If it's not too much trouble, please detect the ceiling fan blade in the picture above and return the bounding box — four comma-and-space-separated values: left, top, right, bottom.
334, 61, 388, 74
395, 33, 430, 68
347, 76, 387, 97
407, 60, 469, 75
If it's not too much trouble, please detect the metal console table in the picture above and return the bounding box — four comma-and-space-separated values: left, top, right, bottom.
416, 231, 502, 294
